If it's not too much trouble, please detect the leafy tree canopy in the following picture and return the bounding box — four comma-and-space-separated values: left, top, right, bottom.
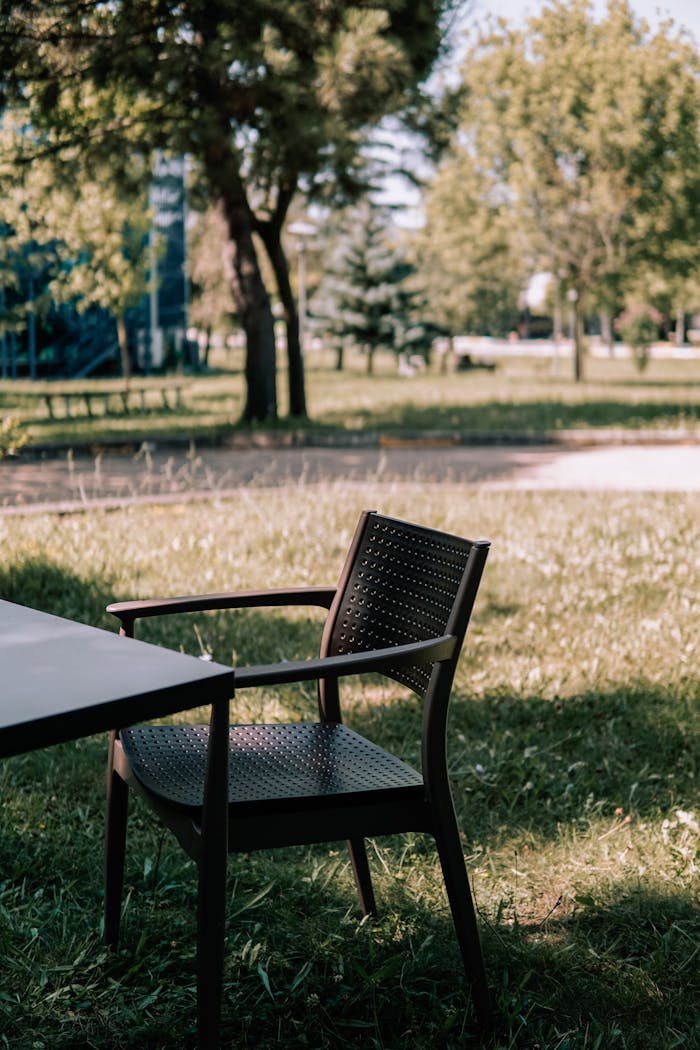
0, 107, 151, 376
1, 0, 460, 416
412, 152, 527, 337
432, 0, 700, 378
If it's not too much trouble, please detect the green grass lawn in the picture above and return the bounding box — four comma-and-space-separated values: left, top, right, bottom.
2, 349, 700, 447
0, 486, 698, 1048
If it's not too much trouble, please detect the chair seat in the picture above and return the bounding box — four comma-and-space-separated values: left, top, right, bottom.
121, 721, 424, 811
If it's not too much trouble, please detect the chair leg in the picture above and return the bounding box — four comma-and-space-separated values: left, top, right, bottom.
196, 841, 227, 1050
196, 699, 230, 1050
433, 814, 493, 1034
347, 838, 377, 917
104, 767, 129, 948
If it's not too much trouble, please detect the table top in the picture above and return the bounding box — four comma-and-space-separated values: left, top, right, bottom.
0, 600, 235, 759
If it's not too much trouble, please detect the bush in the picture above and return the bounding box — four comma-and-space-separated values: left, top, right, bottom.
614, 303, 663, 371
0, 415, 26, 458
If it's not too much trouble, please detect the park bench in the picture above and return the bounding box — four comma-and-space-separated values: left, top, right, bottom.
35, 380, 187, 419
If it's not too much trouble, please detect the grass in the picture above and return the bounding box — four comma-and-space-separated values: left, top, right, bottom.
0, 486, 698, 1048
1, 349, 700, 447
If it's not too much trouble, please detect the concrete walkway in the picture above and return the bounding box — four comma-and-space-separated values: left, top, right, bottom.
1, 440, 699, 515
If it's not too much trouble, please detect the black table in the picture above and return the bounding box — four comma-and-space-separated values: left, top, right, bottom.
0, 599, 235, 759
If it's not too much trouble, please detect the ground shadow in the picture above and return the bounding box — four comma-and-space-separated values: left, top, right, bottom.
0, 555, 117, 628
1, 596, 697, 1048
325, 399, 699, 432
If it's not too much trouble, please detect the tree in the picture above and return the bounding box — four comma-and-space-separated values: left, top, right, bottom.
0, 111, 150, 378
633, 254, 700, 347
0, 112, 64, 375
614, 302, 663, 371
313, 202, 425, 372
447, 0, 700, 379
412, 152, 526, 339
187, 204, 238, 368
313, 203, 399, 373
2, 1, 457, 419
48, 166, 151, 379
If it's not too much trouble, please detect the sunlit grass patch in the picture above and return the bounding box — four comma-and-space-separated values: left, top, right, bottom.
2, 350, 700, 447
0, 485, 698, 1047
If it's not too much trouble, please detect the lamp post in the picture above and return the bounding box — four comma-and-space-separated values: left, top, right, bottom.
288, 221, 317, 353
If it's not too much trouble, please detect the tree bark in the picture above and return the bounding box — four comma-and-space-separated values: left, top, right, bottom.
258, 225, 307, 418
573, 299, 585, 382
676, 304, 685, 347
204, 160, 277, 421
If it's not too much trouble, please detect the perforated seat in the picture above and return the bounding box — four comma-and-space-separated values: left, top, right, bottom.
121, 721, 424, 810
104, 511, 492, 1048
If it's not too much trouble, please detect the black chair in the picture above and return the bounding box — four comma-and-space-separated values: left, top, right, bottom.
104, 510, 492, 1047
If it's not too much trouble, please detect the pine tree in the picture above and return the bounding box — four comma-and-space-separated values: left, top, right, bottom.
314, 205, 413, 373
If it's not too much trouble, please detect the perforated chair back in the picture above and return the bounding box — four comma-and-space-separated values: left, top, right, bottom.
320, 511, 485, 712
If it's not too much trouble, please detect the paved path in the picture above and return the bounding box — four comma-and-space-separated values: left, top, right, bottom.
1, 442, 699, 514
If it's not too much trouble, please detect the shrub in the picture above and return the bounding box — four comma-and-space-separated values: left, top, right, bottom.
0, 415, 26, 458
614, 303, 663, 371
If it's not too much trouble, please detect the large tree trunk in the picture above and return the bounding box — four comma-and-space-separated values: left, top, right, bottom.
206, 171, 277, 422
258, 226, 307, 418
676, 304, 685, 347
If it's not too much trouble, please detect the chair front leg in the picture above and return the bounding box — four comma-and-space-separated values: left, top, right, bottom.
196, 699, 230, 1050
196, 845, 227, 1050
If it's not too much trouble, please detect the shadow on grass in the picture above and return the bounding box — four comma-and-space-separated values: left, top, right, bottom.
0, 555, 117, 628
482, 884, 700, 1049
1, 594, 697, 1048
323, 399, 699, 432
125, 607, 699, 840
350, 679, 699, 842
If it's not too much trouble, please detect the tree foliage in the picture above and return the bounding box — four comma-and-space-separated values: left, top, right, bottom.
428, 0, 700, 377
313, 202, 431, 372
1, 0, 457, 417
412, 153, 526, 337
187, 203, 237, 367
0, 110, 150, 377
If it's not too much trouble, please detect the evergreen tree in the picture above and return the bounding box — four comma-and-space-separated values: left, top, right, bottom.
314, 204, 409, 373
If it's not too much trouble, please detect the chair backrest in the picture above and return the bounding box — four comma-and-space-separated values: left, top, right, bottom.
321, 511, 489, 702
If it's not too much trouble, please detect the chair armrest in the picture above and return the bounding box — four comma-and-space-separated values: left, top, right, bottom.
107, 587, 337, 628
234, 634, 457, 689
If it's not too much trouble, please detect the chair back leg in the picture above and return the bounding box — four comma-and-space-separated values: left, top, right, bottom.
105, 756, 129, 947
346, 838, 377, 916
